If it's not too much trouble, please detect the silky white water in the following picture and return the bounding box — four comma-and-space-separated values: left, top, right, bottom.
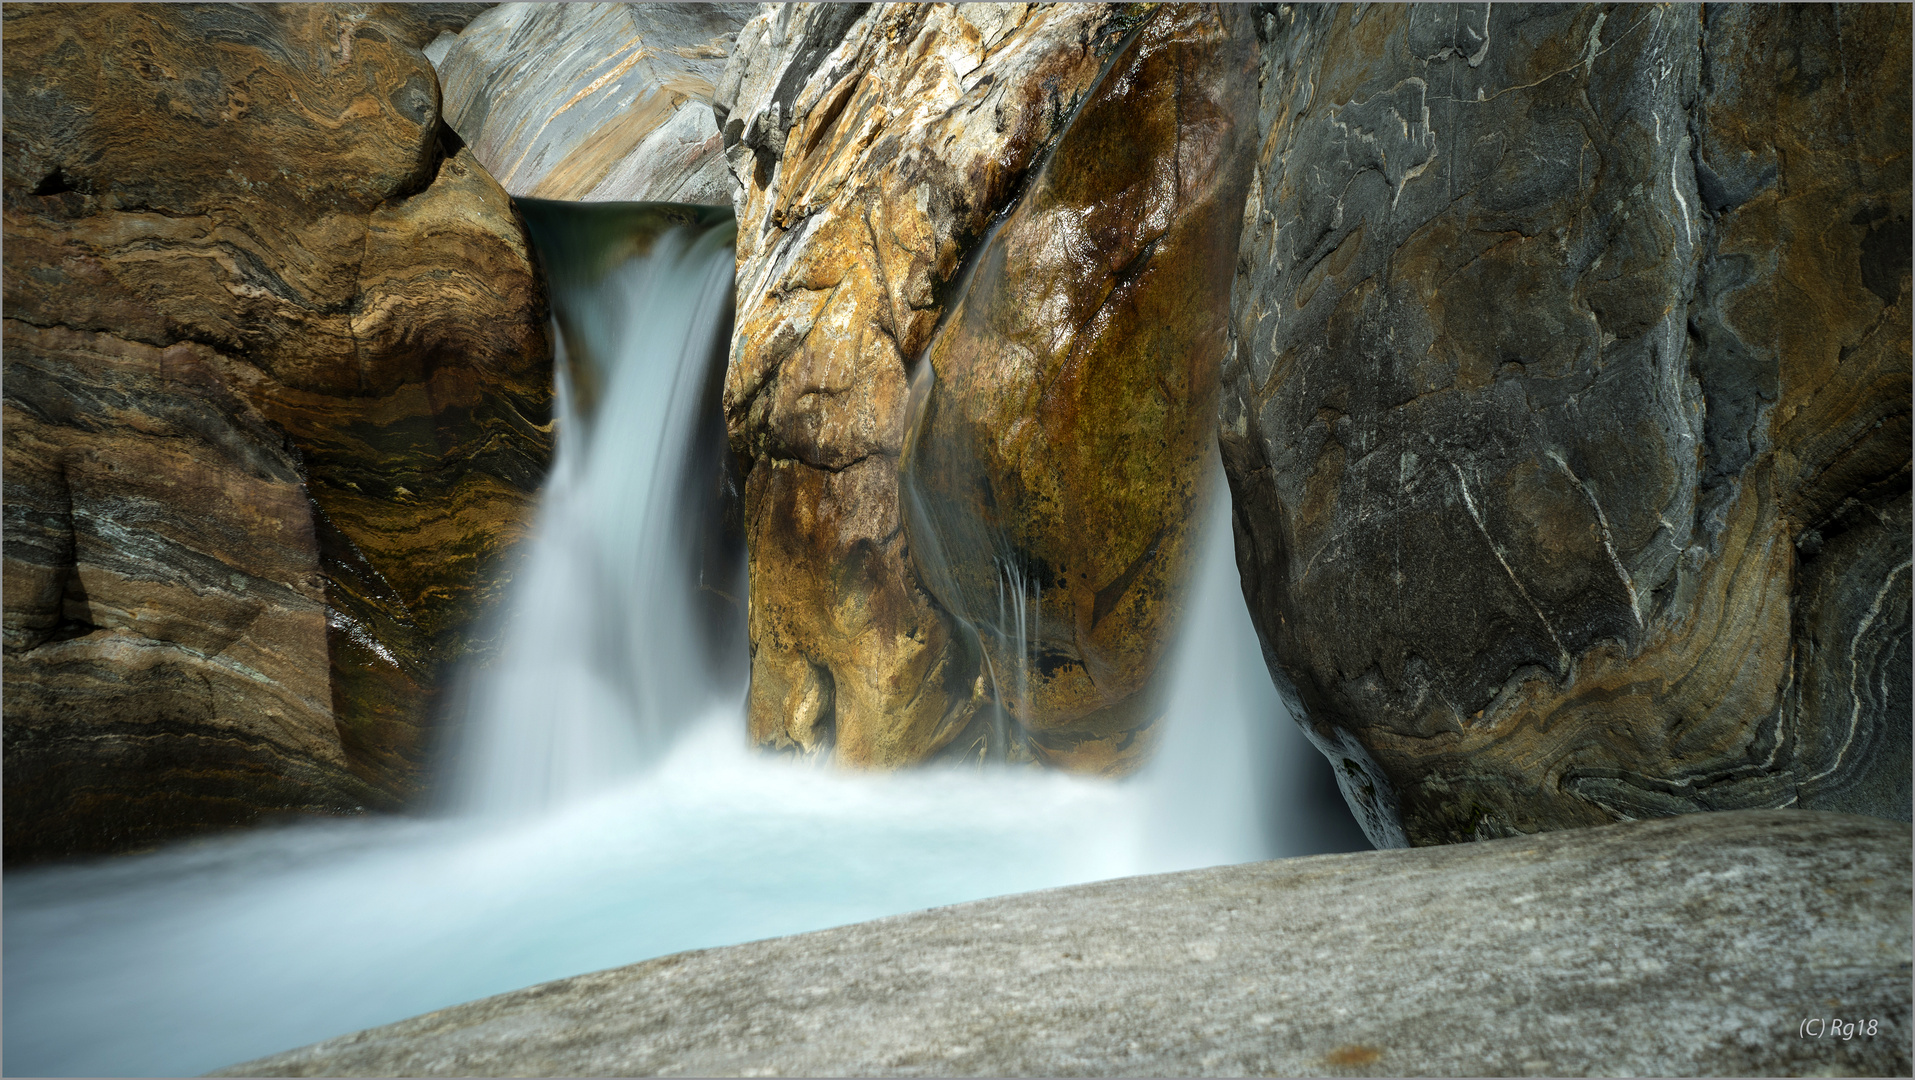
454, 208, 745, 815
2, 207, 1365, 1078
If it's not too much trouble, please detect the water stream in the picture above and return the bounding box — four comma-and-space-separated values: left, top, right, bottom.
451, 200, 747, 816
2, 205, 1365, 1078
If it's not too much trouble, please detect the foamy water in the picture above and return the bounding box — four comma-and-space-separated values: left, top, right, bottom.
3, 478, 1364, 1078
6, 714, 1157, 1076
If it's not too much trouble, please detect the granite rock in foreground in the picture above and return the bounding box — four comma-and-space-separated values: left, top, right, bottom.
219, 810, 1911, 1077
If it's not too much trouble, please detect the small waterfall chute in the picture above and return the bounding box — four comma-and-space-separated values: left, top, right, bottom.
450, 201, 746, 817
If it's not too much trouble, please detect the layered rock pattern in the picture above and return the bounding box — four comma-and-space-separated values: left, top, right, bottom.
2, 3, 550, 860
364, 3, 496, 55
432, 3, 755, 204
718, 4, 1259, 770
715, 4, 1140, 766
899, 8, 1258, 772
1222, 4, 1912, 846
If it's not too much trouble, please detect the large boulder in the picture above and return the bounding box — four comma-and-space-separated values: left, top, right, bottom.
898, 8, 1258, 773
715, 4, 1141, 766
1222, 4, 1912, 846
220, 809, 1914, 1077
2, 3, 550, 861
430, 3, 757, 204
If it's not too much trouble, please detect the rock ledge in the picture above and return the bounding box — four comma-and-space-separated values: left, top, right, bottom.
219, 809, 1911, 1077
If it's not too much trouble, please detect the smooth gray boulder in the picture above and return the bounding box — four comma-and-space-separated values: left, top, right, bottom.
217, 810, 1911, 1077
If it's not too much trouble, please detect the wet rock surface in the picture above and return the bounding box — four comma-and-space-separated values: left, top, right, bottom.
1221, 4, 1912, 846
716, 3, 1142, 766
431, 3, 755, 204
220, 809, 1913, 1077
2, 3, 550, 861
898, 8, 1258, 773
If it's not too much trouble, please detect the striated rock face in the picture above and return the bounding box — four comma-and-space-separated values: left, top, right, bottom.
2, 3, 550, 861
432, 3, 756, 204
1222, 4, 1912, 846
898, 8, 1258, 772
364, 3, 496, 54
718, 3, 1255, 771
715, 3, 1140, 766
221, 810, 1914, 1078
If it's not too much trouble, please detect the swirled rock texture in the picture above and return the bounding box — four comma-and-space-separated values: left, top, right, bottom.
715, 3, 1141, 766
431, 3, 755, 203
898, 8, 1258, 773
2, 3, 550, 862
219, 809, 1914, 1078
1222, 4, 1912, 847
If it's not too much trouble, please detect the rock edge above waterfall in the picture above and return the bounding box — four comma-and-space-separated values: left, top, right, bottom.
218, 809, 1911, 1078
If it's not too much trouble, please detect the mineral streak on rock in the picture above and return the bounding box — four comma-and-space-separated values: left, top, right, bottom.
217, 810, 1914, 1078
716, 4, 1142, 766
432, 3, 757, 204
2, 324, 365, 860
898, 7, 1259, 774
2, 3, 550, 860
1222, 4, 1911, 846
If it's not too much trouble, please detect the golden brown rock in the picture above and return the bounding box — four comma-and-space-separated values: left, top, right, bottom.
716, 4, 1138, 766
898, 6, 1258, 773
2, 323, 368, 857
1222, 4, 1911, 846
2, 3, 550, 861
266, 144, 551, 796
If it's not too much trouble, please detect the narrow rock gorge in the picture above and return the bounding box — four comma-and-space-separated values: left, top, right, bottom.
3, 0, 1906, 861
2, 3, 550, 860
1222, 4, 1912, 845
709, 0, 1909, 835
6, 4, 1911, 1075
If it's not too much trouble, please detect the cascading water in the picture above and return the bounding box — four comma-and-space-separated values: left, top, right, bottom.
451, 201, 746, 815
2, 202, 1366, 1079
1140, 459, 1374, 867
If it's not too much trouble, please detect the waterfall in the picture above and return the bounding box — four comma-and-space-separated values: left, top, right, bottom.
3, 200, 1366, 1080
450, 201, 746, 816
1140, 452, 1374, 866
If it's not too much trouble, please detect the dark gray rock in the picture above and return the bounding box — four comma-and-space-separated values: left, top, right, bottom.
1221, 3, 1912, 846
216, 810, 1912, 1077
